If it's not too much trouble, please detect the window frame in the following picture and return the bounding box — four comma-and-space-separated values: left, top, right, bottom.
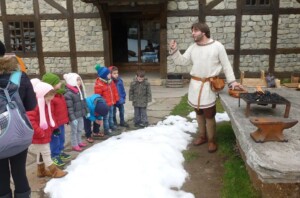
243, 0, 273, 9
8, 20, 37, 55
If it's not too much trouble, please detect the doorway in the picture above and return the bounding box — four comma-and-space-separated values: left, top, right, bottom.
110, 12, 161, 72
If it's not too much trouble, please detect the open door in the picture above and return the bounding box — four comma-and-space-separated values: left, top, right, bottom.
110, 12, 160, 72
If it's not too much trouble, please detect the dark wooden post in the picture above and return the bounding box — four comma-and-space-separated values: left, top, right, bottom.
67, 0, 78, 73
269, 0, 279, 74
33, 0, 46, 75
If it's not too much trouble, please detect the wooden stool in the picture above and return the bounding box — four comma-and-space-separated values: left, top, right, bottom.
250, 117, 298, 143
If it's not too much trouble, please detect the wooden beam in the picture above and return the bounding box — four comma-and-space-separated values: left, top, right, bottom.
95, 2, 111, 66
278, 8, 300, 14
206, 0, 223, 11
167, 10, 198, 17
198, 0, 206, 22
66, 0, 78, 73
160, 2, 167, 78
0, 0, 11, 52
43, 51, 104, 57
40, 14, 66, 20
33, 0, 45, 75
276, 48, 300, 54
44, 0, 69, 16
269, 0, 279, 74
233, 0, 242, 78
207, 9, 236, 15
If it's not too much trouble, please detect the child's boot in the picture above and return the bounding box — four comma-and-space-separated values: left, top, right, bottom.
37, 163, 51, 177
48, 164, 68, 178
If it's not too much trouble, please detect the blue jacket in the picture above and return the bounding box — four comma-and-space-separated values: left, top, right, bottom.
85, 94, 106, 121
113, 77, 126, 105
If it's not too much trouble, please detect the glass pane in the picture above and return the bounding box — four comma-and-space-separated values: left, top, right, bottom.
140, 20, 160, 63
127, 19, 139, 62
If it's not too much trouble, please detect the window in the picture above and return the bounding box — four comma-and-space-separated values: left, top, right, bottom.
245, 0, 270, 6
8, 21, 36, 53
111, 13, 160, 64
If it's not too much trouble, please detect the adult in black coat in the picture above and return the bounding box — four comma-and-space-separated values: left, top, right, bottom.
0, 55, 37, 198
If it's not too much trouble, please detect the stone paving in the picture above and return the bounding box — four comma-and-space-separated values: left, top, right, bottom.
22, 83, 188, 198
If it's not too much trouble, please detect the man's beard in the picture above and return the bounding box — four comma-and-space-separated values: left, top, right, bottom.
194, 34, 204, 42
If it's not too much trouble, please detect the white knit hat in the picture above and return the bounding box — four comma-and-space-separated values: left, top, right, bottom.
63, 73, 86, 100
30, 79, 55, 130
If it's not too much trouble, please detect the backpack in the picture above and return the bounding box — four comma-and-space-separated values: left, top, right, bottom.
0, 71, 34, 159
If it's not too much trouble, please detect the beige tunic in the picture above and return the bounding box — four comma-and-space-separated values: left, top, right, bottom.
171, 40, 236, 109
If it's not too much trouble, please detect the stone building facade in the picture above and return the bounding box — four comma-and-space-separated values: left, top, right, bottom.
0, 0, 299, 78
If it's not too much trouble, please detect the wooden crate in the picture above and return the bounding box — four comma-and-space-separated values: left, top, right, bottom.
240, 70, 267, 87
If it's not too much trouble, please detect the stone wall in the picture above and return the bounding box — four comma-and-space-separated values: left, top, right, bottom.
280, 0, 300, 8
167, 16, 198, 73
211, 0, 236, 9
275, 54, 300, 72
206, 16, 235, 49
23, 58, 39, 75
6, 0, 33, 15
0, 22, 4, 42
241, 15, 272, 49
240, 55, 269, 72
41, 20, 70, 51
77, 57, 104, 73
73, 0, 98, 13
277, 15, 300, 48
167, 0, 199, 10
44, 57, 72, 73
39, 0, 60, 14
74, 19, 103, 51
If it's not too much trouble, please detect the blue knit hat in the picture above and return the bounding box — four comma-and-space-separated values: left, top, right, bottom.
95, 100, 109, 116
95, 64, 110, 79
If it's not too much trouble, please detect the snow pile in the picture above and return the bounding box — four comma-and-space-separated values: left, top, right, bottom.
44, 113, 229, 198
45, 115, 196, 198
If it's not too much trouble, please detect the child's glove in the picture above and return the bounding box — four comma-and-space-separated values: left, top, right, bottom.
86, 113, 90, 118
72, 120, 78, 126
53, 128, 61, 137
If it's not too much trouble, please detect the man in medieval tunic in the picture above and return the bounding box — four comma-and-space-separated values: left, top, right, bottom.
169, 22, 243, 153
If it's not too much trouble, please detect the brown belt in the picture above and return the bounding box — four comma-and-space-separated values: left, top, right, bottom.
191, 76, 214, 109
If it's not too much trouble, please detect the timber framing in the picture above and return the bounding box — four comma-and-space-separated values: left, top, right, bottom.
1, 0, 299, 78
168, 0, 300, 78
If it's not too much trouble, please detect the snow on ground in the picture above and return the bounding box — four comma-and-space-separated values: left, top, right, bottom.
188, 111, 230, 122
44, 113, 229, 198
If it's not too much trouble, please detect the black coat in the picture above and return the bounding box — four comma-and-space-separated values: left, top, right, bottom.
0, 72, 37, 111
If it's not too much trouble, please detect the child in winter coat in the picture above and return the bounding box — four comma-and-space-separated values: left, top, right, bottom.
27, 79, 67, 178
64, 73, 88, 152
129, 70, 152, 128
109, 66, 129, 127
42, 73, 70, 167
94, 64, 120, 135
84, 94, 109, 143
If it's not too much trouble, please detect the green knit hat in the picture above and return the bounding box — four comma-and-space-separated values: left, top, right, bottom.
42, 72, 65, 94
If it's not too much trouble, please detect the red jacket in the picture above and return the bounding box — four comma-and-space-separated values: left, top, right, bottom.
27, 105, 56, 144
94, 78, 119, 106
51, 94, 69, 126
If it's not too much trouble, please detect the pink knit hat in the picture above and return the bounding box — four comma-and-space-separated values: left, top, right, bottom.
30, 79, 55, 130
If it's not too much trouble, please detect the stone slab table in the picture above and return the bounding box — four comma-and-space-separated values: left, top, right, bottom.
219, 87, 300, 183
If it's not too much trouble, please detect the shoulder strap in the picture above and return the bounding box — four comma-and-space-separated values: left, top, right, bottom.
9, 71, 22, 87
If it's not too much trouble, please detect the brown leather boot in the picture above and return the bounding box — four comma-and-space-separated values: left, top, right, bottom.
193, 114, 207, 146
206, 118, 217, 153
193, 136, 208, 146
208, 141, 218, 153
48, 164, 68, 178
37, 163, 52, 178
